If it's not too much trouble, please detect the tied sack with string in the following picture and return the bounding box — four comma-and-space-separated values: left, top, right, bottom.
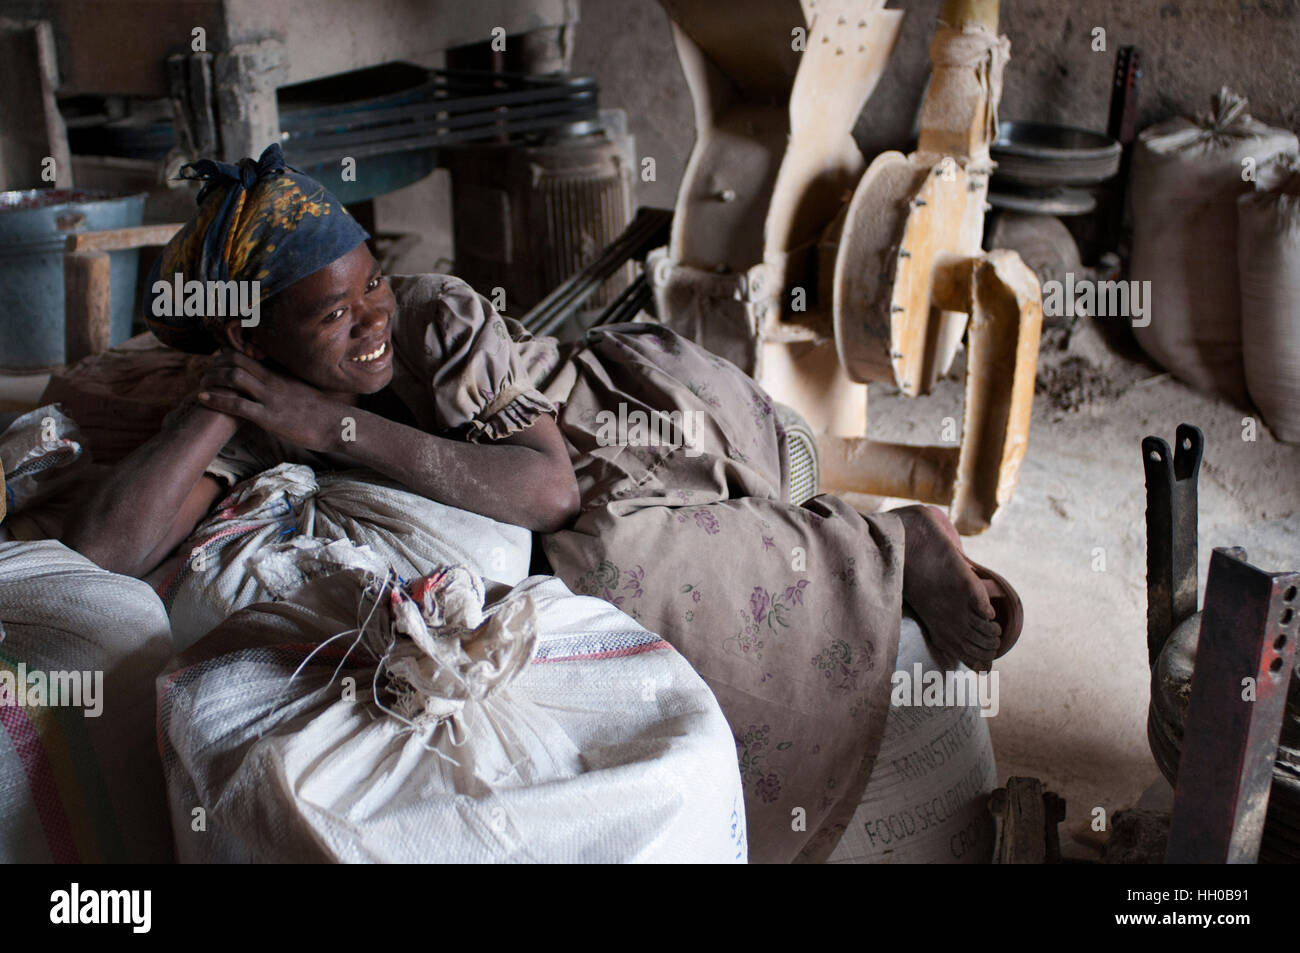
1130, 88, 1297, 404
158, 537, 747, 863
153, 462, 533, 652
1238, 153, 1300, 443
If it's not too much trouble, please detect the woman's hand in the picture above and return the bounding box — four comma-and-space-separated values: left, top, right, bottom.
196, 349, 348, 454
197, 351, 580, 534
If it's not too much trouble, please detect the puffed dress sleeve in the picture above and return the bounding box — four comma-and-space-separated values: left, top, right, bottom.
387, 274, 557, 442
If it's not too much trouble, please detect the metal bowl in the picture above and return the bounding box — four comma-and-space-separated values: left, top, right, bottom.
991, 120, 1122, 188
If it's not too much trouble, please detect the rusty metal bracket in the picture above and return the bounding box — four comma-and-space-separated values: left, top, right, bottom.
1165, 549, 1300, 863
1142, 424, 1202, 667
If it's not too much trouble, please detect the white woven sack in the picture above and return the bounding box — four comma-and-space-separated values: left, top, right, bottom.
1131, 88, 1297, 403
159, 540, 747, 864
827, 613, 998, 864
0, 404, 88, 517
1239, 154, 1300, 443
0, 540, 173, 862
158, 463, 534, 651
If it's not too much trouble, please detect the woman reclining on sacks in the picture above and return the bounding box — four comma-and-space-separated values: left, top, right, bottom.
63, 143, 1022, 864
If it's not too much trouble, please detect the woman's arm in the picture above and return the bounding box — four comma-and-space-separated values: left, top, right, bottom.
336, 407, 580, 533
62, 401, 237, 577
197, 350, 580, 533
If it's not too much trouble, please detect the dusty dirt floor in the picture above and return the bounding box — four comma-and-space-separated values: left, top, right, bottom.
846, 317, 1300, 859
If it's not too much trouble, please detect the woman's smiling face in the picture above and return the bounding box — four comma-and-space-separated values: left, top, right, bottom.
226, 243, 397, 397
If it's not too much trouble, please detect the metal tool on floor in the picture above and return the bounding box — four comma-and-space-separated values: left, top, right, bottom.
1143, 424, 1300, 863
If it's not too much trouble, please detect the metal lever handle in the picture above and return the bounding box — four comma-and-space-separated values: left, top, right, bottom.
1142, 423, 1204, 666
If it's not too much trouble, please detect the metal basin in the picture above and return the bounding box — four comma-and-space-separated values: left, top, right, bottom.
991, 120, 1122, 189
0, 189, 146, 370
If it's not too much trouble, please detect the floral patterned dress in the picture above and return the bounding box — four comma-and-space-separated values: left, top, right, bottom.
225, 274, 908, 864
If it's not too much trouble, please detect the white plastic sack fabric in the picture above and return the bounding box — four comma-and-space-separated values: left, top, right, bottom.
0, 405, 85, 516
156, 463, 534, 652
159, 539, 747, 864
1131, 88, 1297, 403
0, 539, 173, 862
827, 612, 997, 864
1239, 154, 1300, 443
0, 404, 97, 540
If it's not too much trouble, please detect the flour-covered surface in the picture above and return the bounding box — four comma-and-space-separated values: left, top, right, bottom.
851, 318, 1300, 858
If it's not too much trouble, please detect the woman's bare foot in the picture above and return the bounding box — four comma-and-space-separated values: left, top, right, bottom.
895, 504, 1001, 670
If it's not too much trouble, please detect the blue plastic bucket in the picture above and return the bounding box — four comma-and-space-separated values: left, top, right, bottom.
0, 188, 148, 370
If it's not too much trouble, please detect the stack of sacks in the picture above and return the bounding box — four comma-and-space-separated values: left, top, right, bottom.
159, 538, 748, 863
1130, 88, 1296, 408
0, 410, 173, 860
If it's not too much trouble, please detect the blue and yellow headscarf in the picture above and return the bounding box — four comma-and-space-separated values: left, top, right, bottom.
145, 143, 369, 353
